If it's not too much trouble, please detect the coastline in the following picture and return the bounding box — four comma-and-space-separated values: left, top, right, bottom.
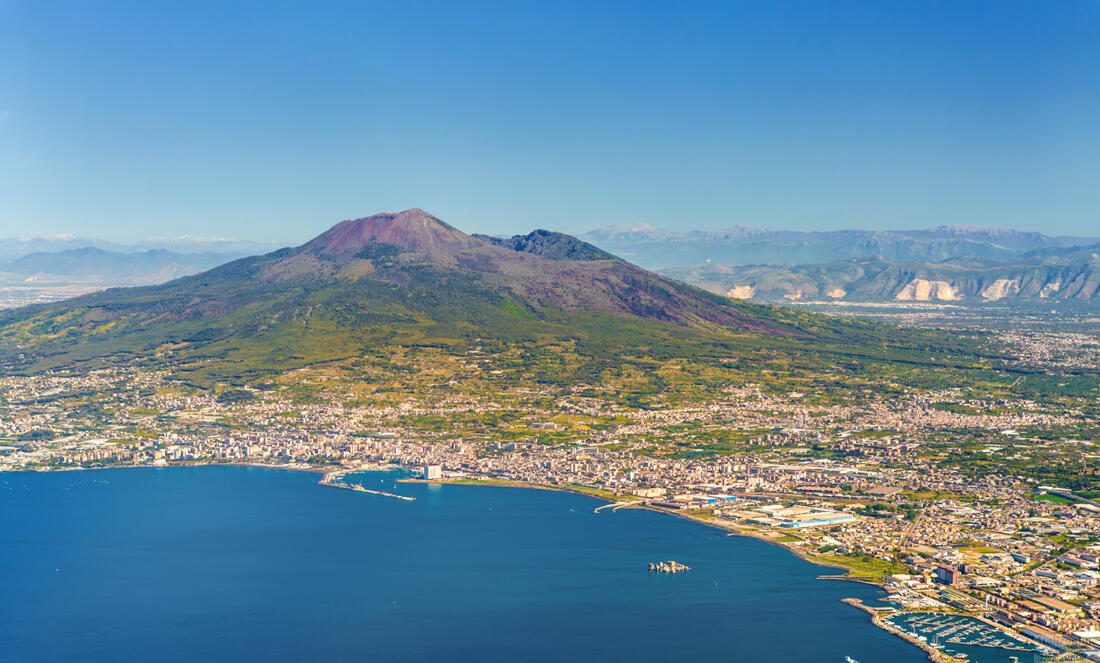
7, 463, 935, 661
4, 463, 883, 583
3, 461, 949, 663
402, 475, 868, 582
4, 459, 339, 475
399, 475, 966, 661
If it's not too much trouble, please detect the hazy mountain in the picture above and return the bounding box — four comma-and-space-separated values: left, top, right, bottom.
0, 234, 282, 262
0, 237, 286, 310
0, 235, 126, 263
131, 236, 285, 255
582, 224, 1099, 270
3, 248, 246, 284
664, 252, 1100, 304
0, 209, 968, 384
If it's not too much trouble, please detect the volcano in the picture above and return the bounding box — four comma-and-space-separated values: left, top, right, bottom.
0, 209, 950, 383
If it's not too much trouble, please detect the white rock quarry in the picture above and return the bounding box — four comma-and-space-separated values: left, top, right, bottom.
725, 285, 755, 299
1039, 281, 1061, 298
980, 278, 1021, 300
895, 279, 961, 301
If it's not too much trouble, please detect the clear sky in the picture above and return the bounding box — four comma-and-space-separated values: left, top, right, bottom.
1, 0, 1098, 243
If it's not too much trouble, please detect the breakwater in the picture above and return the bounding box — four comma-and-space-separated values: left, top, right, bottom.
842, 599, 959, 663
320, 472, 417, 501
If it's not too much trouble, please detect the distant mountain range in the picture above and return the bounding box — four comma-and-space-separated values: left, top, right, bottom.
581, 224, 1098, 269
2, 248, 250, 285
0, 236, 285, 308
663, 245, 1100, 304
0, 234, 282, 263
577, 224, 1100, 305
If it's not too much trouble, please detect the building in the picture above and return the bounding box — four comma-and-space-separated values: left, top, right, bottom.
422, 465, 442, 480
776, 514, 855, 528
935, 564, 960, 586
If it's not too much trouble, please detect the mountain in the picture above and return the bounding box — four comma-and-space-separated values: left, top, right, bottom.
0, 209, 974, 385
0, 234, 281, 262
0, 235, 125, 263
3, 247, 246, 284
0, 237, 288, 310
664, 251, 1100, 304
0, 246, 266, 311
474, 229, 616, 261
581, 224, 1099, 270
131, 236, 284, 255
1019, 242, 1100, 262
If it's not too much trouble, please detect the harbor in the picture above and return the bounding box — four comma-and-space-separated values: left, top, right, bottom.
882, 611, 1047, 663
843, 599, 962, 663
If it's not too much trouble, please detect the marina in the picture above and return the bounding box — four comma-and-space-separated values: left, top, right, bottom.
883, 612, 1047, 663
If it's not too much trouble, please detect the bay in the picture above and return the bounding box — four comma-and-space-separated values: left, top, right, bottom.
0, 466, 928, 662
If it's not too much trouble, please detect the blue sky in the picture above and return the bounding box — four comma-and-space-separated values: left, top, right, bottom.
1, 1, 1098, 243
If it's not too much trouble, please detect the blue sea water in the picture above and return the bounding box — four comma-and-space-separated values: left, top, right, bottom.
0, 466, 931, 663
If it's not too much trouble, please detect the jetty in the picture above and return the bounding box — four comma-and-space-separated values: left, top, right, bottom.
649, 560, 691, 574
347, 484, 416, 501
319, 473, 416, 501
594, 500, 643, 513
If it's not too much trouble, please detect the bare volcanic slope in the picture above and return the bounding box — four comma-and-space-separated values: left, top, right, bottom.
0, 210, 974, 383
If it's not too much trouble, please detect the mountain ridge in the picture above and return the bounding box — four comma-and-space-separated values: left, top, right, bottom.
3, 247, 248, 282
664, 253, 1100, 304
582, 224, 1100, 269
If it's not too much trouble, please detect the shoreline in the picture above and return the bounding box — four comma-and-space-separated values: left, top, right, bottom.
3, 463, 885, 582
7, 463, 938, 662
404, 475, 868, 582
403, 475, 971, 662
2, 460, 338, 475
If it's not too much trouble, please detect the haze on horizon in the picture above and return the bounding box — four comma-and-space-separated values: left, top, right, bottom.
2, 1, 1098, 244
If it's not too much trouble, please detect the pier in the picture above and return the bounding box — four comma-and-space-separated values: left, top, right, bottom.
594, 500, 643, 513
319, 473, 417, 501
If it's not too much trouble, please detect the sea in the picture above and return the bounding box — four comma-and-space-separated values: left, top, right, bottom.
0, 465, 959, 662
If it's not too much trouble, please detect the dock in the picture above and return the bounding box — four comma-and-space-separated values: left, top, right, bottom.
594, 500, 643, 513
319, 473, 417, 501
